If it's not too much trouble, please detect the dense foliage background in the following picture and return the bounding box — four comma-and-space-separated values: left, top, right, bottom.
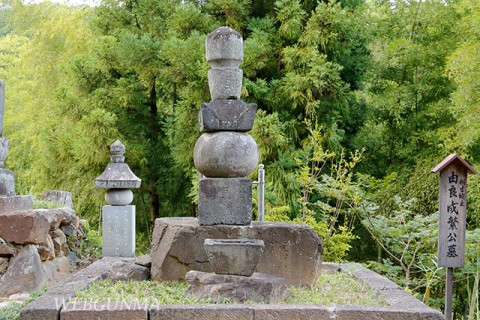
0, 0, 479, 318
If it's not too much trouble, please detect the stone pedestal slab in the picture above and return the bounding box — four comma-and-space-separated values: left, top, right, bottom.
185, 271, 287, 303
198, 178, 252, 225
0, 195, 33, 215
102, 205, 135, 257
150, 218, 322, 286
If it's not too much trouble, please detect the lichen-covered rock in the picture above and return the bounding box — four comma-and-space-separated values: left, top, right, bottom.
108, 258, 150, 281
185, 271, 287, 304
0, 244, 48, 297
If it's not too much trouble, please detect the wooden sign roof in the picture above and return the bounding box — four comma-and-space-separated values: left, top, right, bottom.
431, 154, 477, 174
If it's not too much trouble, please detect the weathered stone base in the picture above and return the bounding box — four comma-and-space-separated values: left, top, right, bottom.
150, 218, 322, 287
102, 205, 135, 257
20, 261, 444, 320
0, 195, 33, 215
185, 271, 287, 303
198, 178, 252, 225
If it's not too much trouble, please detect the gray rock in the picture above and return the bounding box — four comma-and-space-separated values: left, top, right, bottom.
0, 257, 8, 274
0, 195, 33, 215
108, 259, 150, 281
37, 234, 55, 261
198, 178, 252, 225
102, 205, 135, 257
50, 229, 67, 257
0, 211, 50, 244
60, 223, 74, 236
39, 190, 73, 208
38, 208, 66, 230
194, 132, 258, 177
0, 138, 9, 170
150, 218, 322, 287
42, 260, 58, 282
199, 100, 257, 132
204, 239, 264, 276
54, 256, 71, 273
185, 271, 287, 304
0, 244, 48, 297
135, 254, 151, 268
0, 241, 16, 256
0, 169, 15, 196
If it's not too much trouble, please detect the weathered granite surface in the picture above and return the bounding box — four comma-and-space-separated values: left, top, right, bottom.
0, 195, 33, 215
0, 245, 48, 297
198, 178, 253, 226
194, 132, 258, 178
62, 302, 148, 320
203, 239, 264, 276
199, 100, 257, 132
0, 168, 15, 196
150, 218, 322, 287
185, 271, 287, 303
0, 211, 50, 244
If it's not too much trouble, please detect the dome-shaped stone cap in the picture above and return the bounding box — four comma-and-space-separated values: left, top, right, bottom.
94, 140, 141, 189
206, 26, 243, 67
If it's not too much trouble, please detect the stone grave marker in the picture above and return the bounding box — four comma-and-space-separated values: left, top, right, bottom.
95, 140, 141, 257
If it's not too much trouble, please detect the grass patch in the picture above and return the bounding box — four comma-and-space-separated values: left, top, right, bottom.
0, 290, 46, 320
71, 271, 387, 306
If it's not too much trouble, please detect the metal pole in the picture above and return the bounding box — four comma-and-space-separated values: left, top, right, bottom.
445, 267, 454, 320
257, 164, 265, 222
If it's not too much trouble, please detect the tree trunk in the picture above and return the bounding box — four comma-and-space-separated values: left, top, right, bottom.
148, 76, 160, 223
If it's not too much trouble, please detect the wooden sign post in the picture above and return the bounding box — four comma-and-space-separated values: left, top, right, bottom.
432, 154, 477, 320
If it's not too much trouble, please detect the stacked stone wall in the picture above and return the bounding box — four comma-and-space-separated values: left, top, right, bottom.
0, 191, 81, 297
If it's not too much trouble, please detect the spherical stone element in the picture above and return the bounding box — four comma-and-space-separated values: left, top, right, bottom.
105, 189, 133, 206
194, 132, 258, 178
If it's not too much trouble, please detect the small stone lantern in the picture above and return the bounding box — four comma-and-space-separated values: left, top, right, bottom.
95, 140, 141, 257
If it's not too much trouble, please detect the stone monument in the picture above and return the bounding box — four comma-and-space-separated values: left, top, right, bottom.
193, 26, 258, 226
95, 140, 141, 257
0, 80, 34, 213
185, 27, 289, 304
150, 27, 322, 291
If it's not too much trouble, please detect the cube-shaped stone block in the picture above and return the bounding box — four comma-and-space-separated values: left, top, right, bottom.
102, 205, 135, 257
198, 178, 252, 225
